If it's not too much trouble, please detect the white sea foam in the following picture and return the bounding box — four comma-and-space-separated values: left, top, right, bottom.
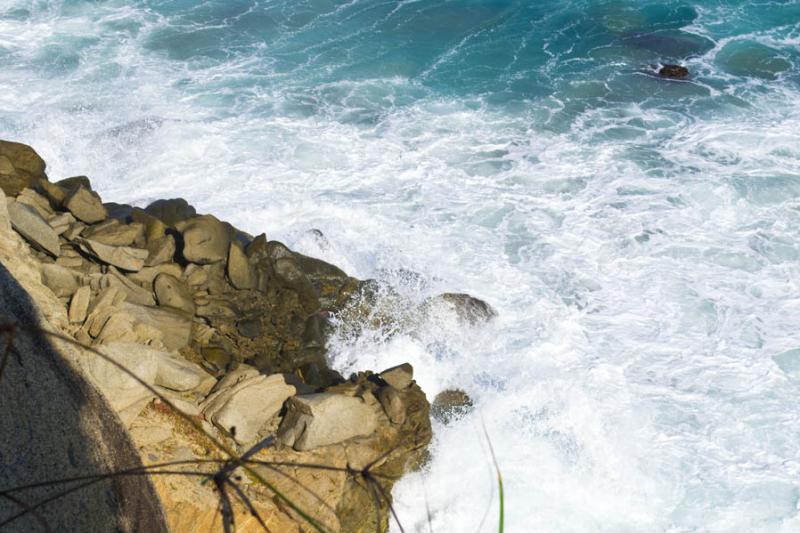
2, 2, 800, 531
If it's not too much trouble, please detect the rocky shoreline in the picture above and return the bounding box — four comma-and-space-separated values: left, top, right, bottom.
0, 139, 491, 532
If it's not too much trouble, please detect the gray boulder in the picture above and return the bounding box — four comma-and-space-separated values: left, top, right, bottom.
121, 302, 192, 351
63, 185, 107, 224
202, 369, 296, 444
178, 214, 230, 264
40, 263, 79, 297
82, 342, 159, 425
154, 352, 215, 393
8, 201, 60, 256
426, 292, 497, 325
144, 198, 196, 227
154, 273, 195, 315
277, 393, 379, 451
431, 389, 474, 424
145, 234, 176, 266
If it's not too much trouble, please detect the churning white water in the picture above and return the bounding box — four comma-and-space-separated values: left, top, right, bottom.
2, 1, 800, 531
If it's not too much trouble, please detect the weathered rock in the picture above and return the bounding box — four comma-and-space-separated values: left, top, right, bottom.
104, 202, 134, 221
63, 185, 107, 224
430, 389, 474, 424
145, 234, 176, 266
376, 386, 406, 425
105, 267, 157, 306
128, 262, 182, 286
154, 273, 195, 315
658, 64, 689, 78
95, 312, 139, 345
56, 175, 92, 192
278, 393, 379, 451
178, 214, 231, 264
131, 207, 168, 240
144, 198, 197, 227
154, 353, 215, 393
202, 369, 296, 444
69, 285, 91, 324
76, 237, 149, 271
121, 302, 192, 351
17, 187, 54, 219
82, 341, 159, 424
0, 139, 47, 196
62, 221, 86, 241
8, 201, 60, 256
0, 188, 9, 232
40, 263, 79, 297
379, 363, 414, 390
273, 256, 319, 312
227, 240, 255, 289
36, 179, 68, 207
426, 292, 497, 325
48, 212, 75, 235
82, 219, 144, 246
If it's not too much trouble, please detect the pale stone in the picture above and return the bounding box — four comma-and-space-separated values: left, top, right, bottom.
69, 286, 91, 324
63, 185, 107, 224
121, 302, 192, 351
76, 237, 148, 272
8, 201, 60, 256
178, 215, 230, 264
227, 241, 255, 289
277, 393, 379, 451
154, 273, 194, 315
40, 263, 78, 297
379, 363, 414, 390
155, 353, 215, 393
202, 371, 296, 445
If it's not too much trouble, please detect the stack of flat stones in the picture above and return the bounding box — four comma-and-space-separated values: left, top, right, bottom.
0, 140, 362, 387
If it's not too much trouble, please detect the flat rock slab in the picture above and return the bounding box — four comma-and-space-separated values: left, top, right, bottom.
278, 393, 378, 451
155, 352, 215, 393
64, 185, 107, 224
69, 285, 91, 324
202, 371, 296, 444
40, 263, 78, 298
121, 301, 192, 351
82, 219, 144, 246
77, 237, 148, 272
379, 363, 414, 390
8, 201, 60, 256
154, 273, 195, 315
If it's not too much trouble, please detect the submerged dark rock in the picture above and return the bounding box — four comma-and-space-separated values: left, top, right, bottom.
658, 64, 689, 79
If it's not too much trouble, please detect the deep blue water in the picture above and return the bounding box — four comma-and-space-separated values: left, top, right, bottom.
2, 1, 800, 531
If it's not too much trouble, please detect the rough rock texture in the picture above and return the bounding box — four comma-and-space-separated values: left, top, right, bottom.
431, 389, 474, 424
77, 238, 148, 271
202, 368, 297, 444
144, 198, 197, 227
63, 185, 107, 223
0, 207, 167, 532
658, 64, 689, 78
0, 140, 446, 533
178, 214, 231, 264
8, 201, 60, 256
0, 139, 47, 196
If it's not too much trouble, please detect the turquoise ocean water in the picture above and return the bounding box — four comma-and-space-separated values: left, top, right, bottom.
2, 1, 800, 530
